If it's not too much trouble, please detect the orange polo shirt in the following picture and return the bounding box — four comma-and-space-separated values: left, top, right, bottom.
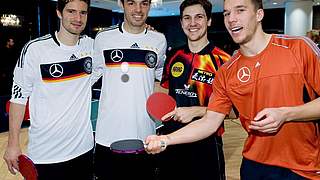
208, 34, 320, 179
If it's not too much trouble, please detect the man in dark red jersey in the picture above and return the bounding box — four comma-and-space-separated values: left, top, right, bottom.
156, 0, 230, 179
146, 0, 320, 179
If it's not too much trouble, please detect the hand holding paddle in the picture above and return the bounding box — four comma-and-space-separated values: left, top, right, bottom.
18, 154, 38, 180
145, 135, 169, 154
146, 92, 176, 122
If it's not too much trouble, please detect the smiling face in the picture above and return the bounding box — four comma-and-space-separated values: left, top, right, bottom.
57, 0, 88, 36
181, 4, 211, 43
223, 0, 263, 45
122, 0, 151, 33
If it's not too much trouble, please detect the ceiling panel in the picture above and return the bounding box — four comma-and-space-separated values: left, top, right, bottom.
88, 0, 319, 17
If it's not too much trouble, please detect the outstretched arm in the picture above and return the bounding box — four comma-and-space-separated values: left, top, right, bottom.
145, 110, 225, 154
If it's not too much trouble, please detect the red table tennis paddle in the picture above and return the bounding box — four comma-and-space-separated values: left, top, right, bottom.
110, 139, 146, 154
18, 154, 38, 180
146, 92, 176, 122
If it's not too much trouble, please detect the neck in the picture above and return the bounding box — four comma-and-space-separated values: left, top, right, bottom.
188, 38, 209, 53
57, 29, 79, 46
123, 22, 145, 34
239, 28, 272, 57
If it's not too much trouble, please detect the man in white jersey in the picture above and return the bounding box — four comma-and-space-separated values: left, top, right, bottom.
93, 0, 167, 179
3, 0, 98, 179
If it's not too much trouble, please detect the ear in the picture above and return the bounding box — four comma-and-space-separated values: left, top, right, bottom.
256, 9, 264, 22
207, 18, 212, 27
56, 10, 62, 19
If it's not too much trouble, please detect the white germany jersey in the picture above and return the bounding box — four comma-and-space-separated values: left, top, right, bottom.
94, 23, 167, 147
11, 33, 95, 164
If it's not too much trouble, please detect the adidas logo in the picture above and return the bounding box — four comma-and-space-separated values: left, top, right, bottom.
131, 43, 139, 48
69, 54, 78, 61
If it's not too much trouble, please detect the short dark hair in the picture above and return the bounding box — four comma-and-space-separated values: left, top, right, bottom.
57, 0, 90, 13
180, 0, 212, 20
120, 0, 152, 5
251, 0, 263, 10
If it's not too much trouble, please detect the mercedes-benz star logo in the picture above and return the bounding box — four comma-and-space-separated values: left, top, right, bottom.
237, 67, 251, 83
110, 49, 123, 62
49, 64, 64, 78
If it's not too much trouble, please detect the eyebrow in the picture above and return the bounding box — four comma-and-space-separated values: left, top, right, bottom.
182, 13, 205, 17
235, 5, 247, 8
223, 5, 247, 12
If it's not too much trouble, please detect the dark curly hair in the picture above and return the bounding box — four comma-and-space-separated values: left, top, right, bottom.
57, 0, 90, 13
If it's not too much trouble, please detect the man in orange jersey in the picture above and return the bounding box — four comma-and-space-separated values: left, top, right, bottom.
145, 0, 320, 179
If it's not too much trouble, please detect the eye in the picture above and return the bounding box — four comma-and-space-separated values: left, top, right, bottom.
196, 14, 205, 20
142, 1, 150, 6
66, 9, 76, 14
80, 11, 88, 16
237, 8, 245, 14
127, 1, 134, 5
223, 11, 230, 17
183, 16, 190, 21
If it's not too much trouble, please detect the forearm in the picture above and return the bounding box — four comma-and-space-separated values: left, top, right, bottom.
166, 111, 225, 145
190, 106, 207, 118
8, 103, 26, 147
285, 97, 320, 122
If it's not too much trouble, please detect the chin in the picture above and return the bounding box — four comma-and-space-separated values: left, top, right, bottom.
70, 31, 82, 35
230, 36, 242, 44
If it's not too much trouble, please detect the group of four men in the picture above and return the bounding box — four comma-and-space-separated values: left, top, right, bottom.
4, 0, 320, 179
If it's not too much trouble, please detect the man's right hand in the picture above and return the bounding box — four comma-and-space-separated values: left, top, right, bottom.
145, 135, 169, 154
3, 146, 22, 174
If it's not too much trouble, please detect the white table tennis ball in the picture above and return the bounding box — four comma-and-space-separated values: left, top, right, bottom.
121, 62, 129, 73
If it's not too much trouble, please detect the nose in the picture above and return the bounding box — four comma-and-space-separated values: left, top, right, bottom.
134, 4, 142, 12
74, 12, 82, 22
227, 12, 237, 23
189, 17, 197, 26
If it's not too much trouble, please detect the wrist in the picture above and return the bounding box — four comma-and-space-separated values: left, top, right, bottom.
193, 106, 206, 117
282, 106, 297, 122
165, 134, 172, 146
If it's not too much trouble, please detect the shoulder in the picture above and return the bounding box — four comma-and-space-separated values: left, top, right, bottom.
80, 34, 93, 41
212, 46, 231, 58
17, 34, 53, 68
21, 34, 53, 54
167, 45, 186, 57
147, 30, 166, 40
272, 34, 320, 57
95, 24, 120, 38
79, 34, 94, 46
220, 50, 241, 70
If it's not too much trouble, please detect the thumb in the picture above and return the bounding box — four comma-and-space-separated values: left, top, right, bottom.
161, 109, 175, 121
254, 110, 267, 121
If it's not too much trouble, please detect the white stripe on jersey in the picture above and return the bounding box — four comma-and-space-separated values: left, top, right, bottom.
275, 34, 320, 58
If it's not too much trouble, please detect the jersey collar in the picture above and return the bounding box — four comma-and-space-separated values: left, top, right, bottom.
183, 41, 215, 55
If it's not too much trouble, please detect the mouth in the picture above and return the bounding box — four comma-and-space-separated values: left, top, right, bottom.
230, 26, 243, 33
132, 14, 144, 20
189, 28, 199, 32
71, 22, 83, 28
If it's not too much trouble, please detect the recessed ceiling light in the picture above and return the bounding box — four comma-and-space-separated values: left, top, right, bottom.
272, 2, 278, 5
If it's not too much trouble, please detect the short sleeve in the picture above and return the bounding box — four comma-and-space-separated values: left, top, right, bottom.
207, 68, 233, 114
